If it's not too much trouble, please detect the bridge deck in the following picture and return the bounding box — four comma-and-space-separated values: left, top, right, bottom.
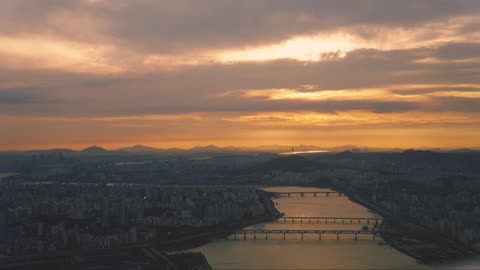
238, 229, 378, 234
274, 191, 339, 193
269, 191, 344, 197
279, 216, 382, 220
271, 192, 342, 194
233, 229, 379, 240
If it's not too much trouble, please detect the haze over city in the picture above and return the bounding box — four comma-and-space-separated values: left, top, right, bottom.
1, 0, 480, 150
2, 1, 480, 270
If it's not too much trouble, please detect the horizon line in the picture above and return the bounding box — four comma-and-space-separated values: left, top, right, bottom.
1, 144, 480, 152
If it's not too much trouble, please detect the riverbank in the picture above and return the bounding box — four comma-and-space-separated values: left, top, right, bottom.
0, 190, 281, 270
168, 252, 213, 270
154, 191, 282, 251
379, 220, 473, 265
0, 216, 281, 270
337, 187, 476, 266
154, 216, 281, 251
0, 247, 212, 270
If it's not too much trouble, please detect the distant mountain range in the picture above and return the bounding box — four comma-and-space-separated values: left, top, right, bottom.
116, 144, 353, 154
2, 144, 479, 156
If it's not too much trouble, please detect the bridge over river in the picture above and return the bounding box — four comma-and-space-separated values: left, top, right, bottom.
233, 229, 379, 240
229, 189, 382, 241
276, 216, 384, 225
268, 191, 344, 197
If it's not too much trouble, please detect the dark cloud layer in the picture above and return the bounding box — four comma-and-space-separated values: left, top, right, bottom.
434, 42, 480, 60
0, 88, 46, 104
0, 42, 479, 117
2, 0, 480, 53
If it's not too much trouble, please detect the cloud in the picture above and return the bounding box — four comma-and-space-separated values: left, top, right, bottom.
0, 35, 122, 74
1, 1, 479, 75
1, 1, 480, 148
390, 85, 480, 96
433, 42, 480, 60
0, 88, 46, 104
431, 96, 480, 112
2, 0, 480, 54
0, 42, 479, 117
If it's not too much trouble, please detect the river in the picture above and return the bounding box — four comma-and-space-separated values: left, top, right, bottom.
194, 186, 428, 269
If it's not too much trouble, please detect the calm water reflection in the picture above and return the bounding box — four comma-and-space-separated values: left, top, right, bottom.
194, 186, 428, 269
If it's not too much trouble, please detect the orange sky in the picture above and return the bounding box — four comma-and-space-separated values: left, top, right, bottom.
1, 0, 480, 150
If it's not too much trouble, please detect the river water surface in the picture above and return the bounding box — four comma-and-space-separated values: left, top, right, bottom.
194, 186, 428, 269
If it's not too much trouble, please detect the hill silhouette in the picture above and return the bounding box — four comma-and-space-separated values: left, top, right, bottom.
81, 145, 108, 154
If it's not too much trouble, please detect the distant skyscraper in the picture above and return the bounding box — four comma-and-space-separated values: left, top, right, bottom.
102, 197, 109, 228
120, 199, 128, 226
0, 206, 8, 242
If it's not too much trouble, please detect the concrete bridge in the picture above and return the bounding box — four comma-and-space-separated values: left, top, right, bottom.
269, 191, 344, 197
276, 216, 384, 225
233, 229, 379, 240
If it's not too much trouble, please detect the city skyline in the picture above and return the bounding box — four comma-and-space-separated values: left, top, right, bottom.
1, 0, 480, 149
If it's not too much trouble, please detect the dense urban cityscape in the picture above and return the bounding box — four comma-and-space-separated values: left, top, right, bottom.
1, 146, 480, 268
0, 182, 277, 254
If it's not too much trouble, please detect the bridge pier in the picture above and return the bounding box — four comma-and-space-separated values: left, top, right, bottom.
301, 233, 304, 240
254, 232, 256, 240
283, 233, 286, 240
243, 232, 246, 240
336, 233, 339, 240
301, 193, 304, 197
318, 233, 322, 240
314, 193, 317, 197
265, 232, 268, 240
355, 233, 357, 240
327, 192, 330, 197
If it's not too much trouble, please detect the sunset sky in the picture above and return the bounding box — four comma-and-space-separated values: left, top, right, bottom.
1, 0, 480, 150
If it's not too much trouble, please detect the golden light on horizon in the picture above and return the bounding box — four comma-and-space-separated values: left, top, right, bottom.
0, 1, 479, 150
221, 111, 480, 127
226, 84, 480, 104
1, 108, 480, 150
